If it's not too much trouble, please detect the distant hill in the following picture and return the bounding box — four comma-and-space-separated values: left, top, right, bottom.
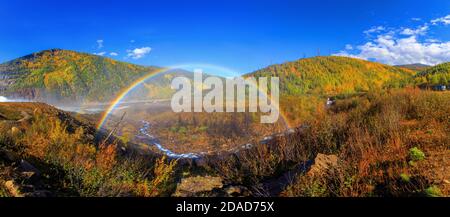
246, 56, 415, 97
414, 62, 450, 86
0, 49, 189, 103
395, 63, 431, 72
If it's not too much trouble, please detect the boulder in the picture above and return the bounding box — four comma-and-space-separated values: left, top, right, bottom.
173, 176, 223, 197
224, 185, 250, 197
307, 153, 339, 177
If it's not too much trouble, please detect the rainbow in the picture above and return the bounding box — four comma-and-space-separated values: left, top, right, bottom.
96, 64, 292, 130
96, 67, 172, 129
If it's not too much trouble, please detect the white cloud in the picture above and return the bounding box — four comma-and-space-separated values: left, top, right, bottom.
94, 51, 106, 56
426, 38, 440, 43
411, 17, 422, 21
127, 47, 152, 59
334, 15, 450, 66
431, 14, 450, 25
109, 52, 118, 56
400, 25, 428, 36
130, 40, 135, 43
345, 44, 353, 50
96, 39, 104, 49
333, 51, 364, 60
356, 36, 450, 65
363, 26, 385, 35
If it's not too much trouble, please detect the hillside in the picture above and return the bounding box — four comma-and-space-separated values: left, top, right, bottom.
414, 62, 450, 86
0, 49, 170, 102
247, 56, 415, 97
396, 63, 431, 72
0, 102, 176, 197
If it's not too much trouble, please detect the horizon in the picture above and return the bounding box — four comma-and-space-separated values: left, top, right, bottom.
0, 0, 449, 75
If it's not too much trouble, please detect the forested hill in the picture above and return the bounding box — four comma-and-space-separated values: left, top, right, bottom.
414, 62, 450, 86
0, 49, 158, 102
246, 56, 416, 96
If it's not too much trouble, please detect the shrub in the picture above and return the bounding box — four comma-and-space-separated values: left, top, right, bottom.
400, 173, 410, 182
424, 186, 442, 197
178, 127, 187, 134
0, 187, 9, 197
409, 147, 425, 162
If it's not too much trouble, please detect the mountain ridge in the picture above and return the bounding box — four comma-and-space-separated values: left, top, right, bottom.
395, 63, 431, 72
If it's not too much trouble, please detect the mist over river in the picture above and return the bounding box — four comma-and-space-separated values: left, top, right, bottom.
0, 96, 30, 102
0, 96, 200, 159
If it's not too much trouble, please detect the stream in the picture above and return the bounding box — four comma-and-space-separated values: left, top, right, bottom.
138, 121, 202, 159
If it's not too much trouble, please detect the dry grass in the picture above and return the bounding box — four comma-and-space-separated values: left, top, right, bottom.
0, 106, 177, 197
205, 89, 449, 197
1, 89, 448, 197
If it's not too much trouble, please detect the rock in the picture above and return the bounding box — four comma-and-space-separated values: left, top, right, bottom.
10, 127, 20, 136
307, 153, 339, 177
193, 157, 208, 168
19, 159, 41, 176
4, 180, 22, 197
85, 134, 95, 141
173, 176, 223, 197
225, 185, 250, 197
286, 128, 296, 134
21, 171, 40, 183
21, 171, 36, 179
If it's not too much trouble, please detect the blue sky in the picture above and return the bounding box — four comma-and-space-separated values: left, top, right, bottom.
0, 0, 449, 73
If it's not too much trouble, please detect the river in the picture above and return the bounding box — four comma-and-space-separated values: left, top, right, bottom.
139, 121, 202, 159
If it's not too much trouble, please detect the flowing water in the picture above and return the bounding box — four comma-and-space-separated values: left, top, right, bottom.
139, 121, 202, 159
